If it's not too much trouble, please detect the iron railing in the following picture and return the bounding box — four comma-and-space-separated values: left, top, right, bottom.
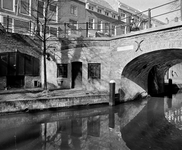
2, 0, 182, 38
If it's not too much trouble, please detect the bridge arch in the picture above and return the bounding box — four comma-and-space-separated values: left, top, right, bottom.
122, 48, 182, 96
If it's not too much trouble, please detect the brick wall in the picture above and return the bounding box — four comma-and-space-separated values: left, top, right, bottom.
25, 76, 41, 88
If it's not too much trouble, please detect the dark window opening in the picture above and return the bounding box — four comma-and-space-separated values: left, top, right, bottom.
88, 63, 101, 79
0, 54, 8, 76
57, 64, 68, 78
0, 52, 39, 77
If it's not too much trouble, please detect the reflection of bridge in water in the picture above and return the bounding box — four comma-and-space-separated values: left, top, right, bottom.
122, 96, 182, 150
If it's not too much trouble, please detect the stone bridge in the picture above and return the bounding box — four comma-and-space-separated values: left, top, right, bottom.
109, 21, 182, 100
51, 22, 182, 102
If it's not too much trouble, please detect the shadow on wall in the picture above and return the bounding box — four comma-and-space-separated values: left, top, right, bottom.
117, 77, 148, 102
47, 82, 58, 89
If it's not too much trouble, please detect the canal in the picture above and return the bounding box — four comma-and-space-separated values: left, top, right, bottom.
1, 91, 182, 150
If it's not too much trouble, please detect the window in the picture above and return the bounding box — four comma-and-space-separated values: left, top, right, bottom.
97, 20, 102, 31
120, 12, 126, 22
97, 8, 101, 13
49, 4, 57, 21
112, 14, 116, 19
69, 19, 77, 34
50, 27, 57, 36
89, 5, 94, 10
42, 26, 57, 36
25, 55, 33, 75
88, 18, 94, 29
38, 1, 44, 18
0, 54, 8, 76
49, 4, 56, 12
57, 64, 68, 78
105, 11, 109, 16
69, 19, 77, 29
24, 54, 39, 76
0, 53, 39, 77
2, 0, 14, 11
111, 25, 115, 35
14, 19, 30, 33
3, 16, 13, 32
88, 63, 101, 79
20, 0, 30, 15
70, 5, 77, 16
105, 22, 110, 34
120, 26, 126, 34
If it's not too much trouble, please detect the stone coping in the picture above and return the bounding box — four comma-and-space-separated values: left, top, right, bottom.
0, 94, 109, 114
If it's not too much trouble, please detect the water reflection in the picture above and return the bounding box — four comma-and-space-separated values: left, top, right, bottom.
1, 92, 182, 149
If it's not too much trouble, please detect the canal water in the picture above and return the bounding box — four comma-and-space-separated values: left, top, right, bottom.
1, 92, 182, 150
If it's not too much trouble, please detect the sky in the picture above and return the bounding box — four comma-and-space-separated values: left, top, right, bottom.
118, 0, 179, 22
120, 0, 170, 11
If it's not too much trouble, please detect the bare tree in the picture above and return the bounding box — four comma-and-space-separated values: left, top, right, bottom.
19, 0, 67, 90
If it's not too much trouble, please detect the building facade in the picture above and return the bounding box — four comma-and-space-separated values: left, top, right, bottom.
0, 0, 165, 91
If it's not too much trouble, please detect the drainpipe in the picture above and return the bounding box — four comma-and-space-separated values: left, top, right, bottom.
6, 15, 9, 32
148, 9, 152, 28
86, 22, 89, 37
180, 0, 182, 21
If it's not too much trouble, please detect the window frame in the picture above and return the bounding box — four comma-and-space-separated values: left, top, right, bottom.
105, 11, 109, 16
37, 0, 44, 18
88, 18, 94, 29
112, 14, 116, 19
49, 3, 58, 22
97, 20, 102, 32
88, 63, 101, 80
105, 22, 110, 34
57, 64, 68, 78
2, 0, 15, 12
97, 8, 102, 13
14, 19, 30, 34
70, 5, 77, 16
120, 12, 126, 22
20, 0, 31, 16
3, 16, 13, 32
88, 5, 94, 11
111, 25, 115, 35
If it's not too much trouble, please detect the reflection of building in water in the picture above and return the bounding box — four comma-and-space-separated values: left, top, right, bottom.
164, 95, 182, 130
40, 113, 124, 150
165, 108, 182, 130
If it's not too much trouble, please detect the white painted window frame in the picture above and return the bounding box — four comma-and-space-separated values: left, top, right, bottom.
19, 0, 32, 16
1, 0, 15, 12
